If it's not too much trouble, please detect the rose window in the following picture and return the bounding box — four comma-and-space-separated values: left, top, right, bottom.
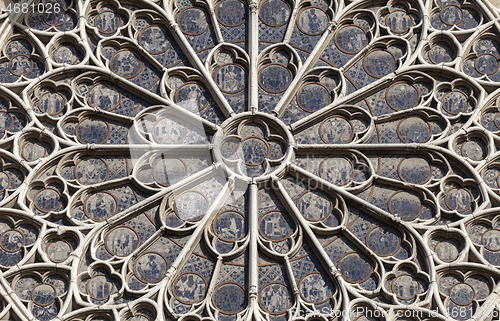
1, 0, 500, 320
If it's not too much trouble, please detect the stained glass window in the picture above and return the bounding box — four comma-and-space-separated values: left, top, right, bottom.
0, 0, 500, 320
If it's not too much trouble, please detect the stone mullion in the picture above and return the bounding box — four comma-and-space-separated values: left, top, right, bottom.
248, 0, 259, 113
247, 182, 260, 319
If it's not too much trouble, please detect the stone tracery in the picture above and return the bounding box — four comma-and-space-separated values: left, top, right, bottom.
0, 0, 500, 320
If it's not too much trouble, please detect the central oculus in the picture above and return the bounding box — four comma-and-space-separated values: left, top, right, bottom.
213, 113, 292, 179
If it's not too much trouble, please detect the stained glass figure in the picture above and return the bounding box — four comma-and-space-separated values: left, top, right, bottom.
95, 11, 121, 34
84, 191, 118, 221
335, 25, 368, 54
298, 273, 333, 303
134, 252, 168, 283
363, 50, 397, 78
178, 8, 209, 35
297, 7, 328, 35
259, 0, 290, 26
34, 188, 62, 213
173, 190, 208, 221
259, 64, 292, 93
386, 10, 412, 33
259, 283, 293, 313
297, 83, 331, 112
213, 283, 246, 314
105, 226, 139, 256
139, 25, 171, 54
173, 273, 207, 303
216, 0, 246, 26
392, 274, 419, 300
338, 252, 372, 283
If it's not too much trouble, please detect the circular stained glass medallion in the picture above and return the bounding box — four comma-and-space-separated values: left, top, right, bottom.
134, 252, 168, 283
297, 190, 332, 221
95, 10, 121, 34
298, 273, 333, 304
388, 191, 423, 220
216, 0, 246, 27
31, 283, 56, 306
319, 116, 354, 144
445, 188, 472, 212
46, 240, 72, 262
441, 91, 468, 114
177, 8, 209, 35
84, 191, 118, 221
259, 64, 292, 93
54, 44, 79, 64
366, 226, 401, 256
22, 140, 48, 161
87, 83, 121, 111
297, 7, 328, 36
386, 10, 413, 33
34, 188, 62, 213
215, 63, 246, 93
86, 274, 114, 300
152, 117, 187, 144
319, 156, 354, 186
213, 210, 247, 241
105, 226, 139, 257
335, 25, 368, 54
9, 54, 32, 76
76, 117, 111, 144
38, 92, 66, 115
259, 210, 294, 241
392, 274, 419, 300
475, 54, 499, 75
363, 50, 397, 78
175, 82, 210, 112
482, 229, 500, 251
173, 272, 207, 304
110, 50, 143, 79
440, 5, 464, 26
152, 158, 187, 186
259, 283, 293, 314
75, 157, 109, 185
259, 0, 290, 27
397, 117, 431, 143
297, 83, 331, 112
450, 283, 475, 305
435, 239, 460, 262
0, 229, 24, 252
173, 190, 208, 221
139, 25, 171, 54
461, 140, 486, 161
338, 252, 373, 283
386, 82, 419, 110
429, 42, 454, 64
213, 282, 246, 314
398, 157, 432, 184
